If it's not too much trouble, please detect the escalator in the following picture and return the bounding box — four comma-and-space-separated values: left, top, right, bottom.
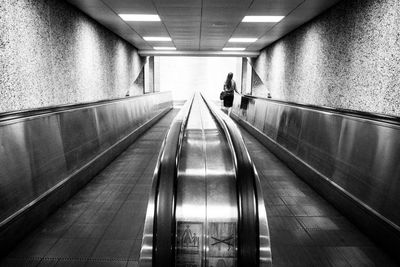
139, 93, 271, 267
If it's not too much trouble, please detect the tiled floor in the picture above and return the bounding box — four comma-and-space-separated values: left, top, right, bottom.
239, 126, 398, 267
0, 109, 179, 267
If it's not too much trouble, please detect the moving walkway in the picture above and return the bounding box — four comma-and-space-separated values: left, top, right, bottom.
139, 93, 271, 267
1, 92, 396, 266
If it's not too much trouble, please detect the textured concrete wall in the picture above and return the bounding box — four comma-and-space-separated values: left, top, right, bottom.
251, 0, 400, 116
251, 69, 268, 98
0, 0, 144, 113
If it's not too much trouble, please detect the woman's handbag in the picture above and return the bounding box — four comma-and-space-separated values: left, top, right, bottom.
219, 91, 226, 100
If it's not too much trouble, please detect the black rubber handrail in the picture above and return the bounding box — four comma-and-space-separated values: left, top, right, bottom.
239, 93, 400, 126
0, 92, 169, 123
201, 94, 260, 266
152, 96, 194, 267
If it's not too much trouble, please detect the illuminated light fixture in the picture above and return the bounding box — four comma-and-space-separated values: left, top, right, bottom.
223, 47, 246, 51
119, 14, 160, 21
143, 36, 172, 41
229, 38, 257, 43
242, 16, 285, 22
154, 47, 176, 50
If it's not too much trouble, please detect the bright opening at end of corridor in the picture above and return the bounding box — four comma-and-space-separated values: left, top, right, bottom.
155, 57, 243, 104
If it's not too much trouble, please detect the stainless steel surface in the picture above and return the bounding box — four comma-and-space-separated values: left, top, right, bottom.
231, 93, 400, 256
139, 96, 193, 267
175, 94, 237, 266
254, 166, 272, 265
240, 125, 398, 266
141, 93, 272, 266
0, 109, 180, 266
203, 96, 272, 267
0, 92, 173, 229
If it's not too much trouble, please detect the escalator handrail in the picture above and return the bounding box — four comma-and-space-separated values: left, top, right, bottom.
153, 96, 194, 267
139, 96, 194, 267
201, 94, 260, 266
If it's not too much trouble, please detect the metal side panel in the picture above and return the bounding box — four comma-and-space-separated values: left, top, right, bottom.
231, 93, 400, 261
0, 92, 173, 257
232, 94, 400, 227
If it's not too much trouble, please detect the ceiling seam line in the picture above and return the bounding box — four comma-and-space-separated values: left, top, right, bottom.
254, 0, 306, 50
99, 0, 152, 49
199, 0, 204, 50
150, 0, 177, 50
221, 0, 255, 51
244, 0, 256, 51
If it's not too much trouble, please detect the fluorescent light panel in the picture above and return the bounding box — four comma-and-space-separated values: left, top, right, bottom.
119, 14, 160, 21
242, 16, 285, 22
223, 48, 246, 51
154, 47, 176, 50
229, 38, 257, 43
144, 37, 172, 41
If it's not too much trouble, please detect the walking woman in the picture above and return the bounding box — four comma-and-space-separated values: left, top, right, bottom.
222, 72, 237, 115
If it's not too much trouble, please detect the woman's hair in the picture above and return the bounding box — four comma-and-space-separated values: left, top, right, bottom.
225, 72, 234, 89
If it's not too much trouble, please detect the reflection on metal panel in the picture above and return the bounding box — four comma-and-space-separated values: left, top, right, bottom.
139, 95, 193, 267
0, 92, 172, 227
232, 93, 400, 230
206, 97, 271, 267
175, 95, 238, 267
140, 93, 271, 266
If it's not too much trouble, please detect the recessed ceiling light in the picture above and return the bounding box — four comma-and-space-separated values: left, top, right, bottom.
144, 37, 172, 42
154, 47, 176, 50
242, 16, 285, 23
119, 14, 160, 21
229, 38, 257, 43
223, 48, 246, 51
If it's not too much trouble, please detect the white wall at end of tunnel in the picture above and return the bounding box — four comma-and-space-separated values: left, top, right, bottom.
156, 57, 242, 102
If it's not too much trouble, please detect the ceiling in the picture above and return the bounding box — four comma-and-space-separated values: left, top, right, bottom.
66, 0, 341, 53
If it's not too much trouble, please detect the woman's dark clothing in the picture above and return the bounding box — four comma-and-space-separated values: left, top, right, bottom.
223, 94, 234, 107
223, 79, 236, 107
